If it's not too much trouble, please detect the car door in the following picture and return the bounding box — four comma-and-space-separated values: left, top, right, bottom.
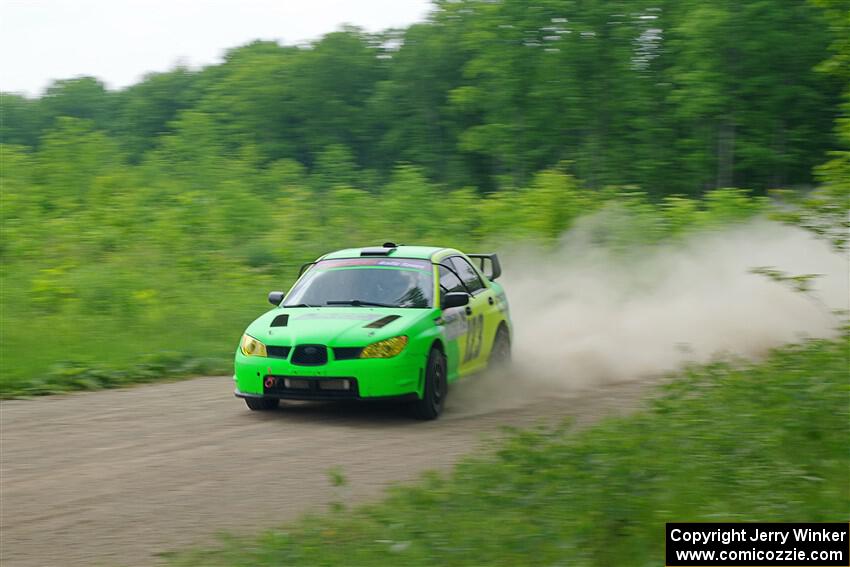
437, 263, 473, 375
447, 256, 498, 374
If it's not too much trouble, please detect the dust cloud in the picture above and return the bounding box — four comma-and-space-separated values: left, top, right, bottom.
449, 219, 847, 411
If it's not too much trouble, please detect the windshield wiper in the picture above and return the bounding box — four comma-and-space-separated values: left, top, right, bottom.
326, 300, 396, 308
284, 303, 316, 308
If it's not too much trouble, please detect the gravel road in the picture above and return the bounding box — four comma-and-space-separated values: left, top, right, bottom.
0, 374, 654, 566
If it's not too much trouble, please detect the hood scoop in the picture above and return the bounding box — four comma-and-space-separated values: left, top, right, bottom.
270, 314, 290, 327
364, 315, 400, 329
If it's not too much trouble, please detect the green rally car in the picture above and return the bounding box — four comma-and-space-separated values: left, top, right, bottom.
234, 243, 512, 419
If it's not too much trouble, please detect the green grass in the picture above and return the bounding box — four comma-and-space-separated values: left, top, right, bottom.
167, 333, 850, 566
0, 273, 274, 397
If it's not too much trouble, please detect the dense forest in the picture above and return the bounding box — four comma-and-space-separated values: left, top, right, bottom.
1, 0, 848, 393
3, 0, 847, 193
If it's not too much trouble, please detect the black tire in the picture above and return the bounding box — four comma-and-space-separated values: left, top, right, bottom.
245, 397, 279, 411
411, 348, 447, 420
488, 326, 512, 369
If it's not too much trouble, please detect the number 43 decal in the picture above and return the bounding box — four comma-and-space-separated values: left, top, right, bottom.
463, 314, 484, 362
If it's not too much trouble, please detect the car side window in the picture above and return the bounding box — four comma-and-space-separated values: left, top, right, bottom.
449, 256, 485, 294
438, 264, 466, 296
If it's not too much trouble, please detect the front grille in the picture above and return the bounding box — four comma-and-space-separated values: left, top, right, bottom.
291, 344, 328, 366
264, 375, 359, 399
266, 345, 291, 359
333, 347, 363, 360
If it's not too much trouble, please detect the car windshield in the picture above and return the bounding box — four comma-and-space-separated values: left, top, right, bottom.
283, 258, 434, 308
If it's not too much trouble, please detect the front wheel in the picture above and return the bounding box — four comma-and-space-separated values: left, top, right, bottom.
245, 397, 279, 411
410, 348, 447, 420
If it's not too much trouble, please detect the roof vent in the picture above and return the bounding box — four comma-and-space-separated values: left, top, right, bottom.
382, 242, 398, 248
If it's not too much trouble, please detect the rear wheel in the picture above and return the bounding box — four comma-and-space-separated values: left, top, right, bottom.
488, 326, 511, 369
245, 397, 279, 411
411, 348, 447, 420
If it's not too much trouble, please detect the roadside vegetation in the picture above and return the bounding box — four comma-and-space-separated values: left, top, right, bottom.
166, 331, 849, 566
1, 0, 848, 396
0, 183, 776, 397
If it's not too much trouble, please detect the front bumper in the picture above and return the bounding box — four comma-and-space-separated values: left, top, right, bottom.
233, 348, 425, 400
234, 386, 419, 403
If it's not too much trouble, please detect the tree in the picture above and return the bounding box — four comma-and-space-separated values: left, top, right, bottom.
111, 67, 201, 160
41, 77, 114, 131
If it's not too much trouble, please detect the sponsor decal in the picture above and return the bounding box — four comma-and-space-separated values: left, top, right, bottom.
495, 292, 509, 314
317, 258, 431, 271
442, 309, 468, 341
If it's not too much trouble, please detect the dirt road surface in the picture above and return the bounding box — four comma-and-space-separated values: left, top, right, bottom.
1, 375, 654, 566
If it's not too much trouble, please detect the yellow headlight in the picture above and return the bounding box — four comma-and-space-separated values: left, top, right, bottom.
240, 334, 267, 357
360, 336, 408, 358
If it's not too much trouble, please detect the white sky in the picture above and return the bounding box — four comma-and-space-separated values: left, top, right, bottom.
0, 0, 433, 96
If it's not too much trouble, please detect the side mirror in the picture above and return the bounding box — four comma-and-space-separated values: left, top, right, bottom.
268, 291, 285, 306
441, 292, 469, 310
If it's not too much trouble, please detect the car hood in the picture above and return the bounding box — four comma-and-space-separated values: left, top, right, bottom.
245, 306, 435, 346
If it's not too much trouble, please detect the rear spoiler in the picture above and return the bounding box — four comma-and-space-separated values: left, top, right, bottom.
466, 253, 502, 281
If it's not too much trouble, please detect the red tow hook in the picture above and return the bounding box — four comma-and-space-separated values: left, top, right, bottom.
264, 376, 276, 388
